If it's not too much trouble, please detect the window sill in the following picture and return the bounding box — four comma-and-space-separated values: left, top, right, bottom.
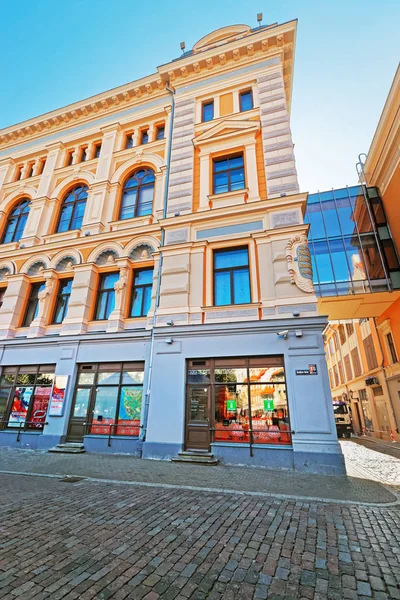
43, 230, 81, 244
208, 188, 248, 202
202, 302, 260, 311
110, 215, 153, 231
208, 188, 248, 209
0, 241, 19, 253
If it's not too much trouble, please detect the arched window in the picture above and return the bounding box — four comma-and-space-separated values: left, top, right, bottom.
119, 169, 155, 220
2, 199, 30, 244
56, 185, 88, 233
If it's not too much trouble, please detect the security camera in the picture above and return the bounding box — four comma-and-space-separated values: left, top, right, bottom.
165, 338, 173, 345
277, 330, 289, 339
166, 319, 174, 326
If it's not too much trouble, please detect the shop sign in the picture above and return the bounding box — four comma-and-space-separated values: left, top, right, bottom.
48, 375, 69, 417
226, 400, 237, 411
264, 399, 274, 411
296, 364, 318, 376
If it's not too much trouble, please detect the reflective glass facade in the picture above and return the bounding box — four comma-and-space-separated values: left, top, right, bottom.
305, 186, 400, 297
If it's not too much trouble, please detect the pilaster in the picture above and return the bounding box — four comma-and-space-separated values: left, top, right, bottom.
28, 269, 58, 337
60, 263, 98, 336
0, 158, 15, 190
0, 274, 30, 339
96, 123, 121, 181
81, 181, 110, 235
38, 142, 65, 198
19, 196, 53, 246
107, 259, 130, 332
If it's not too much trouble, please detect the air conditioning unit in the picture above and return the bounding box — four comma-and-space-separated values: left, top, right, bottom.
365, 377, 379, 386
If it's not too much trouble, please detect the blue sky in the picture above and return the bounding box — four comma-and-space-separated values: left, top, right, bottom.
0, 0, 399, 192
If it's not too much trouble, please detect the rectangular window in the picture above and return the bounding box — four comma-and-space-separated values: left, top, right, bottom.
333, 365, 339, 387
214, 247, 250, 306
363, 334, 378, 371
125, 134, 134, 149
0, 288, 6, 308
73, 362, 144, 437
26, 163, 34, 178
213, 154, 245, 194
141, 130, 149, 145
338, 360, 344, 383
359, 388, 374, 431
94, 143, 102, 158
202, 101, 214, 122
351, 347, 362, 377
344, 354, 353, 380
130, 269, 153, 317
37, 158, 46, 175
338, 325, 346, 345
15, 166, 23, 181
0, 365, 55, 430
386, 332, 398, 364
94, 273, 119, 320
66, 151, 74, 166
22, 282, 46, 327
345, 322, 354, 337
81, 147, 88, 162
52, 279, 73, 324
239, 89, 253, 112
187, 356, 291, 446
156, 125, 165, 140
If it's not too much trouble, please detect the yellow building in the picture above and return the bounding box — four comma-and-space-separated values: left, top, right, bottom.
0, 21, 345, 473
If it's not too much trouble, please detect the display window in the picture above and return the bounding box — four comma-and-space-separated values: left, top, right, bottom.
70, 363, 144, 437
186, 356, 291, 446
0, 365, 55, 429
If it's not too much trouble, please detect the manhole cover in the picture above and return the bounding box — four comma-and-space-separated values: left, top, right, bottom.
60, 476, 85, 483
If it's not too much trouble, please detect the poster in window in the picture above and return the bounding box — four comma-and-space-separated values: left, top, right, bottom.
48, 375, 69, 417
117, 387, 142, 436
9, 387, 33, 427
31, 387, 52, 428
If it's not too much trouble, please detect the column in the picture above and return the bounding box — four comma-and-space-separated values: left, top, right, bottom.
60, 263, 98, 336
147, 123, 156, 143
28, 269, 58, 338
188, 242, 207, 324
0, 274, 30, 339
154, 167, 167, 219
198, 153, 210, 211
107, 259, 130, 333
244, 141, 260, 202
20, 196, 53, 246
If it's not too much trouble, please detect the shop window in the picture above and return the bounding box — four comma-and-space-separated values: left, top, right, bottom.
56, 185, 88, 233
239, 89, 253, 112
2, 199, 31, 244
119, 168, 155, 220
0, 364, 55, 429
202, 100, 214, 122
213, 154, 245, 194
386, 332, 398, 364
156, 125, 165, 140
141, 129, 149, 145
94, 273, 119, 320
214, 247, 250, 306
72, 362, 144, 436
52, 279, 73, 324
22, 282, 46, 327
94, 143, 102, 158
187, 356, 291, 446
130, 268, 153, 317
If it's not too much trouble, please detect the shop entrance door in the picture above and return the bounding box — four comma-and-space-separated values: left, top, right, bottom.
66, 387, 92, 442
185, 386, 211, 451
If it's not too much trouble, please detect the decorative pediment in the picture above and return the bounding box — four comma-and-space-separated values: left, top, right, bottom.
193, 119, 260, 146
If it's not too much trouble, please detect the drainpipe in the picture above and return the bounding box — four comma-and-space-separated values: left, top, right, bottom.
139, 82, 175, 448
372, 316, 399, 434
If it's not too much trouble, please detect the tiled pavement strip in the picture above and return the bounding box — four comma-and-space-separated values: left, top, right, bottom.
0, 444, 399, 599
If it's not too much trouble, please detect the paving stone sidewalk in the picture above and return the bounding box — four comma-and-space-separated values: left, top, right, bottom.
0, 447, 397, 505
0, 473, 399, 600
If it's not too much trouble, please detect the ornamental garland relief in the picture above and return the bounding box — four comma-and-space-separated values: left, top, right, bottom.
286, 235, 314, 293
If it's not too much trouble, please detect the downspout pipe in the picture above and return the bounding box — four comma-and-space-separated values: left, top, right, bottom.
140, 82, 175, 446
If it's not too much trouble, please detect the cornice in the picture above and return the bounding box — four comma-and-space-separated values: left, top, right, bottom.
0, 20, 296, 155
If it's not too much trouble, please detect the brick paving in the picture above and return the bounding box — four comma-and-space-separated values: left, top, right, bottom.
0, 473, 400, 599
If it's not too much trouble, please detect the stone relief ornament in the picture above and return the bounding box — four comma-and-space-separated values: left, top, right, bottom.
27, 261, 46, 276
286, 235, 314, 293
0, 267, 11, 281
129, 244, 154, 261
113, 270, 128, 312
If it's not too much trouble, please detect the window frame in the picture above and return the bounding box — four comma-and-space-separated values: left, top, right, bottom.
141, 129, 149, 145
212, 153, 245, 195
130, 268, 154, 318
56, 184, 88, 233
202, 100, 214, 122
156, 125, 165, 140
239, 89, 254, 112
22, 282, 46, 327
119, 168, 155, 221
1, 199, 31, 244
213, 246, 251, 306
94, 272, 118, 321
52, 278, 73, 324
94, 143, 102, 158
386, 332, 398, 364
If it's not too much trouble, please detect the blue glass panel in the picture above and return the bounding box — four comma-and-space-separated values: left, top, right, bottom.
214, 271, 231, 305
313, 241, 334, 283
230, 168, 245, 190
335, 197, 356, 236
348, 185, 363, 197
137, 203, 152, 217
33, 283, 46, 320
96, 293, 107, 320
214, 172, 229, 193
137, 186, 154, 214
306, 204, 325, 240
307, 193, 320, 204
103, 273, 119, 289
60, 279, 73, 294
15, 213, 28, 240
321, 200, 341, 237
233, 269, 250, 303
77, 187, 88, 200
358, 234, 385, 279
4, 218, 17, 243
57, 204, 73, 232
134, 269, 153, 285
240, 91, 253, 111
214, 158, 229, 172
121, 189, 137, 211
202, 102, 214, 122
229, 156, 244, 169
120, 206, 135, 220
124, 176, 138, 189
105, 291, 115, 318
143, 286, 152, 315
319, 191, 333, 201
215, 248, 248, 269
333, 188, 349, 199
329, 239, 351, 282
131, 288, 143, 317
349, 194, 373, 233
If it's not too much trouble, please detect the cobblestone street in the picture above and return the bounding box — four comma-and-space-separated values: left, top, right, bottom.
0, 443, 400, 599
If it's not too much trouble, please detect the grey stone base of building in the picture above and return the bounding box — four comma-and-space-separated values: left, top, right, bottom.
0, 432, 63, 450
211, 444, 294, 469
83, 436, 142, 456
293, 450, 346, 475
142, 441, 183, 460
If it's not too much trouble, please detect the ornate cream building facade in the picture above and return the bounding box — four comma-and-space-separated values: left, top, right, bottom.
0, 21, 344, 473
